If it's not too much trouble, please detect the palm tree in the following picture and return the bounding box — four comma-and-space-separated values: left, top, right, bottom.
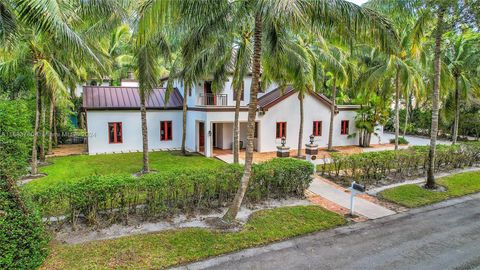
136, 38, 169, 173
323, 45, 350, 151
0, 0, 125, 175
262, 33, 323, 157
444, 32, 480, 144
425, 4, 447, 189
232, 30, 253, 164
224, 0, 397, 221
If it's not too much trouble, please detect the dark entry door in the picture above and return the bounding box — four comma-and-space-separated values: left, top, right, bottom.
199, 122, 205, 150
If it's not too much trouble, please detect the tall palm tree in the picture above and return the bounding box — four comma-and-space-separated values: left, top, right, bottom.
323, 45, 350, 151
232, 29, 253, 164
425, 4, 447, 189
263, 33, 324, 157
1, 0, 125, 175
224, 0, 397, 221
135, 37, 170, 173
443, 32, 480, 144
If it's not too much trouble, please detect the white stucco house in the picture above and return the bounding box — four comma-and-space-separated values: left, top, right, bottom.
82, 76, 383, 156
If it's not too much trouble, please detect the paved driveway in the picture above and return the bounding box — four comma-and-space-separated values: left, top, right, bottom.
381, 133, 451, 146
176, 194, 480, 270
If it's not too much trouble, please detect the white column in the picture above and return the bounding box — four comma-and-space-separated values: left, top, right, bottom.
205, 121, 212, 157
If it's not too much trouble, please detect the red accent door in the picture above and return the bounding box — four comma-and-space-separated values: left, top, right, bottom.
199, 122, 205, 148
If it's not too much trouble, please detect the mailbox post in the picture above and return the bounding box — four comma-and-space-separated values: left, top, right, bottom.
305, 135, 318, 173
348, 181, 366, 216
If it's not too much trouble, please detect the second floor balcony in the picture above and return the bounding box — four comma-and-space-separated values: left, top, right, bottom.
197, 94, 228, 106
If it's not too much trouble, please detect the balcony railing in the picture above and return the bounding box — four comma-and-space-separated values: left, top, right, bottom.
197, 94, 228, 106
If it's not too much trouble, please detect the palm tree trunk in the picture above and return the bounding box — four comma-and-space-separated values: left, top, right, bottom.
394, 68, 400, 150
53, 109, 58, 146
39, 95, 46, 163
31, 74, 42, 175
297, 94, 304, 157
327, 76, 337, 151
181, 85, 189, 155
223, 15, 262, 222
233, 83, 243, 164
48, 95, 54, 154
426, 6, 445, 189
140, 91, 149, 173
403, 92, 410, 137
452, 75, 460, 144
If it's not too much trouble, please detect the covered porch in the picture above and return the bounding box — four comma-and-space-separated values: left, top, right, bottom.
197, 121, 259, 158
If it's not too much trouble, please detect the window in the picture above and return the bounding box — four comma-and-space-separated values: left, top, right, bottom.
313, 121, 322, 136
161, 121, 173, 141
341, 120, 349, 135
276, 122, 287, 139
108, 122, 122, 144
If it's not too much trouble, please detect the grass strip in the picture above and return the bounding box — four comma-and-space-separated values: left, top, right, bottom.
41, 206, 345, 270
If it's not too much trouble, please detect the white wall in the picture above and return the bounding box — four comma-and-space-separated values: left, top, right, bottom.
257, 93, 360, 152
86, 110, 182, 154
86, 95, 382, 155
185, 76, 278, 107
120, 81, 139, 87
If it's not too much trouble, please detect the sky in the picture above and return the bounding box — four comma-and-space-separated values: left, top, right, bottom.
347, 0, 368, 5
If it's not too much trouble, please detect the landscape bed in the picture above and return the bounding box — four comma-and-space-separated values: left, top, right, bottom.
379, 170, 480, 207
319, 142, 480, 188
40, 206, 345, 270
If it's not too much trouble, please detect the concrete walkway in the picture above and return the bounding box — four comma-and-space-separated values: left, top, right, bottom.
308, 177, 396, 219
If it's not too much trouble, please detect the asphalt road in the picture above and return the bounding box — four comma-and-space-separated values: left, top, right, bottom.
176, 194, 480, 270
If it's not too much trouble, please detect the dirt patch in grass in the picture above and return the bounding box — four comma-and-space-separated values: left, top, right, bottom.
49, 198, 311, 244
41, 205, 346, 270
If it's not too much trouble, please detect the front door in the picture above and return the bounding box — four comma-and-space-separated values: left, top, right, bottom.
199, 122, 205, 152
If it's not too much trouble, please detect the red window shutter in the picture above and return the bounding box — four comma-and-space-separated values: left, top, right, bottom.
276, 122, 286, 139
108, 122, 122, 143
161, 121, 173, 141
341, 120, 349, 135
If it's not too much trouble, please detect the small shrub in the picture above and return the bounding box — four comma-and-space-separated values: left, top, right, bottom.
26, 158, 314, 226
389, 137, 409, 145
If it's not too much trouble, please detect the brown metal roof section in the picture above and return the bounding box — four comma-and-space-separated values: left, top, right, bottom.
257, 86, 334, 111
82, 86, 183, 110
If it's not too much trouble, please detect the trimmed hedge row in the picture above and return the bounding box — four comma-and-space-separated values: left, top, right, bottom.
26, 158, 314, 226
320, 142, 480, 187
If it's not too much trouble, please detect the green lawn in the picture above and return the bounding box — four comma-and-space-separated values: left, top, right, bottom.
27, 151, 223, 190
380, 170, 480, 208
41, 206, 345, 270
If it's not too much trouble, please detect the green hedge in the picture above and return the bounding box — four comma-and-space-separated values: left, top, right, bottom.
26, 158, 314, 226
320, 142, 480, 187
0, 100, 49, 270
0, 184, 49, 270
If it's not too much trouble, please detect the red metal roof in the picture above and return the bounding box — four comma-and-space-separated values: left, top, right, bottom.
257, 86, 333, 111
82, 86, 183, 110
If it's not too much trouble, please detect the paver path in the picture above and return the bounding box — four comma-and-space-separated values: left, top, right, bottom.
308, 176, 396, 219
